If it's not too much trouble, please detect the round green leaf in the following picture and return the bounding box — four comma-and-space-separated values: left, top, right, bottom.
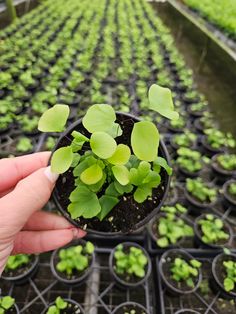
131, 121, 159, 162
82, 104, 116, 133
38, 104, 70, 132
80, 164, 103, 185
90, 132, 117, 159
51, 146, 73, 174
107, 144, 131, 165
112, 165, 130, 186
148, 84, 179, 120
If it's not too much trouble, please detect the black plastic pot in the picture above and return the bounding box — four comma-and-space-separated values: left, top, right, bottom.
42, 299, 84, 314
159, 249, 202, 295
1, 254, 39, 285
164, 186, 179, 206
193, 118, 205, 134
201, 136, 225, 157
112, 302, 148, 314
222, 180, 236, 209
51, 112, 171, 235
186, 105, 204, 118
177, 165, 201, 179
211, 253, 236, 299
50, 239, 95, 286
109, 242, 151, 289
211, 154, 236, 184
194, 214, 233, 249
175, 310, 200, 314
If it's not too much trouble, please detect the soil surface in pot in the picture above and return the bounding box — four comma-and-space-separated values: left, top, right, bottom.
114, 304, 147, 314
2, 255, 35, 278
226, 186, 236, 203
54, 114, 167, 233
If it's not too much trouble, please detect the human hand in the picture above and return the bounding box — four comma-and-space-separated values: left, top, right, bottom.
0, 152, 86, 276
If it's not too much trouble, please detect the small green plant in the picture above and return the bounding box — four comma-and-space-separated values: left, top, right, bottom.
176, 148, 203, 173
228, 182, 236, 197
45, 136, 56, 150
46, 297, 68, 314
217, 154, 236, 171
19, 71, 36, 87
114, 244, 148, 279
0, 296, 15, 314
199, 112, 214, 129
205, 128, 236, 149
171, 257, 201, 288
56, 241, 94, 276
5, 254, 30, 270
37, 84, 177, 220
161, 203, 188, 215
186, 178, 217, 203
169, 115, 185, 129
198, 214, 230, 244
223, 260, 236, 292
0, 72, 12, 89
173, 131, 196, 147
18, 115, 39, 132
16, 137, 33, 153
190, 101, 207, 112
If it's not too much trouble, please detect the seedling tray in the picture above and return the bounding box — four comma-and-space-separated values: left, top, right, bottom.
155, 253, 236, 314
0, 246, 155, 314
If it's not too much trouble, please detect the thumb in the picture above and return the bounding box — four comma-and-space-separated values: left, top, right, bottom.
0, 166, 59, 231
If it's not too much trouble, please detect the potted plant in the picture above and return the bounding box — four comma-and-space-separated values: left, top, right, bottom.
43, 296, 84, 314
194, 112, 215, 134
194, 214, 233, 249
37, 84, 178, 234
187, 101, 208, 118
184, 178, 217, 212
166, 115, 186, 133
109, 242, 151, 288
112, 302, 148, 314
211, 153, 236, 183
159, 249, 202, 295
176, 148, 206, 178
223, 180, 236, 209
170, 131, 197, 151
50, 240, 95, 285
174, 310, 200, 314
1, 254, 39, 284
211, 252, 236, 299
148, 204, 193, 248
0, 296, 19, 314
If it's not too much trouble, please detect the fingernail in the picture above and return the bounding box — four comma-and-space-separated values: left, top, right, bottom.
44, 166, 59, 183
72, 228, 86, 239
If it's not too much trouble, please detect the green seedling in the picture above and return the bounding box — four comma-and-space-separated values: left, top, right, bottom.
223, 260, 236, 292
198, 214, 230, 245
169, 115, 185, 129
173, 131, 196, 147
171, 257, 201, 288
228, 182, 236, 197
45, 137, 56, 150
161, 203, 187, 215
186, 178, 217, 203
190, 101, 207, 112
114, 244, 148, 279
0, 296, 15, 314
37, 84, 176, 220
16, 137, 33, 153
5, 254, 30, 270
46, 297, 68, 314
176, 147, 203, 173
216, 154, 236, 171
0, 72, 12, 89
205, 128, 236, 149
56, 241, 94, 276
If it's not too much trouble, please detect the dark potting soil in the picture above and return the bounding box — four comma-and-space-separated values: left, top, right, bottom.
114, 304, 147, 314
2, 255, 35, 278
55, 114, 166, 233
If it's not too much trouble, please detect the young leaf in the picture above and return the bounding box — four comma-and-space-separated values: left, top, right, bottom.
68, 186, 101, 219
82, 104, 116, 133
46, 305, 58, 314
112, 165, 130, 185
131, 121, 159, 162
134, 186, 152, 203
106, 122, 123, 138
97, 195, 119, 220
157, 237, 169, 248
107, 144, 131, 165
80, 164, 103, 185
51, 146, 73, 174
148, 84, 179, 120
224, 278, 234, 292
38, 104, 70, 132
154, 157, 172, 175
55, 297, 67, 310
85, 241, 95, 254
90, 132, 117, 159
1, 296, 15, 310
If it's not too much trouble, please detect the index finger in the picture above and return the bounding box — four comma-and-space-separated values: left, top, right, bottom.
0, 152, 51, 193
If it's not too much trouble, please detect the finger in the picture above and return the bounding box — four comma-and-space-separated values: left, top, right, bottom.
0, 167, 58, 233
23, 211, 73, 231
12, 228, 86, 254
0, 152, 51, 193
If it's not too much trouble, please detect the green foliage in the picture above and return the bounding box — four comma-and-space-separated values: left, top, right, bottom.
5, 254, 30, 270
186, 178, 217, 203
228, 182, 236, 197
223, 260, 236, 292
173, 131, 197, 147
56, 242, 94, 276
45, 137, 56, 150
169, 115, 185, 129
217, 154, 236, 171
205, 128, 236, 149
38, 104, 70, 132
198, 214, 230, 245
114, 244, 148, 279
51, 146, 73, 174
46, 297, 68, 314
0, 296, 15, 314
161, 203, 188, 215
16, 137, 33, 153
176, 148, 203, 173
171, 257, 201, 288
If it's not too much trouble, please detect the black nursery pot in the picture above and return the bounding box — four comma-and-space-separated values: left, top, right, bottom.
211, 154, 236, 184
109, 242, 151, 289
175, 310, 200, 314
159, 249, 202, 296
42, 299, 84, 314
112, 302, 148, 314
194, 214, 233, 249
51, 112, 171, 235
50, 239, 95, 286
177, 165, 200, 179
1, 255, 39, 285
211, 253, 236, 299
201, 136, 225, 157
222, 180, 236, 209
